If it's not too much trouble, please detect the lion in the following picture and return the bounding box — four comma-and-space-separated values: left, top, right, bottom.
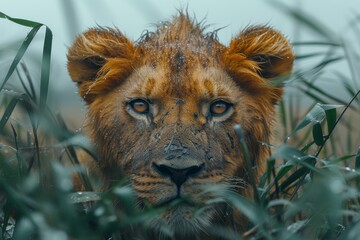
67, 12, 294, 239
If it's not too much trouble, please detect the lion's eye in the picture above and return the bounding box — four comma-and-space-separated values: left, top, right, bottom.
209, 100, 232, 116
129, 99, 150, 114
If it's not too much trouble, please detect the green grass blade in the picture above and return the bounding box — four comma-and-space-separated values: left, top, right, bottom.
279, 100, 288, 139
332, 71, 359, 103
16, 68, 33, 99
20, 62, 37, 101
315, 89, 360, 157
234, 125, 261, 204
312, 56, 344, 72
355, 148, 360, 170
300, 88, 328, 104
278, 167, 309, 194
300, 79, 354, 109
57, 134, 98, 162
0, 94, 26, 132
292, 41, 342, 47
55, 113, 94, 191
355, 148, 360, 191
295, 52, 326, 60
39, 27, 52, 110
342, 38, 360, 90
0, 12, 40, 27
1, 12, 52, 109
0, 25, 41, 92
268, 1, 339, 42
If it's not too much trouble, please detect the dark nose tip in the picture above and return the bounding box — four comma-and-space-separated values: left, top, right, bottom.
153, 163, 204, 187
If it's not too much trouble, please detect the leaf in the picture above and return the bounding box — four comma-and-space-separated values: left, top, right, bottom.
273, 145, 319, 173
289, 103, 343, 137
278, 167, 309, 193
202, 185, 262, 224
68, 192, 102, 204
312, 122, 324, 146
319, 104, 343, 111
289, 103, 325, 137
325, 108, 337, 134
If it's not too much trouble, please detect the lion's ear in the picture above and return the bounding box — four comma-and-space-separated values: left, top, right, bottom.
222, 26, 294, 103
67, 28, 136, 103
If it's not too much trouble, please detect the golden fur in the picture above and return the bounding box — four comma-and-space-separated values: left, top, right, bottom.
67, 13, 294, 238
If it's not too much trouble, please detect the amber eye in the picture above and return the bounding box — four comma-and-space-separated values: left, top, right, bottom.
209, 100, 232, 116
129, 99, 150, 114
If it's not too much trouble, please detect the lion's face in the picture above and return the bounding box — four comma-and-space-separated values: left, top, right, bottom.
67, 14, 294, 236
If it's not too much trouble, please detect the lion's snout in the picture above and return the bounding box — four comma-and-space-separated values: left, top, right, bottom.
153, 162, 204, 187
150, 127, 207, 187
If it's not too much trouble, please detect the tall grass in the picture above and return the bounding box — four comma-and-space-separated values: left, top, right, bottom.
1, 3, 360, 240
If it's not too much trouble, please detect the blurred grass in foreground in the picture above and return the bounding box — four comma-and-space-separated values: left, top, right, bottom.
1, 2, 360, 239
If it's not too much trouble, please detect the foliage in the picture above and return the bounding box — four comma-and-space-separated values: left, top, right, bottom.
1, 3, 360, 240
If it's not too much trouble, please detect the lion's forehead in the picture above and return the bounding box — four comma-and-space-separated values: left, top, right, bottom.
126, 65, 241, 103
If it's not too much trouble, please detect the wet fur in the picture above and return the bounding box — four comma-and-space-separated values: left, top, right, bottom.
67, 12, 294, 238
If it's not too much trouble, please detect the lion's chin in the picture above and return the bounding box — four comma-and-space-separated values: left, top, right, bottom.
146, 204, 215, 238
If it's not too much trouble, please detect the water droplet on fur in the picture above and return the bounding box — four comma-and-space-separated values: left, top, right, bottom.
165, 155, 175, 160
155, 133, 161, 141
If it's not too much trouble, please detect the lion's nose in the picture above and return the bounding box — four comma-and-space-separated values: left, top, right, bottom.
153, 163, 204, 187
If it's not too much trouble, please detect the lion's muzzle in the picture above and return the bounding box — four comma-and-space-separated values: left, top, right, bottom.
153, 162, 204, 188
